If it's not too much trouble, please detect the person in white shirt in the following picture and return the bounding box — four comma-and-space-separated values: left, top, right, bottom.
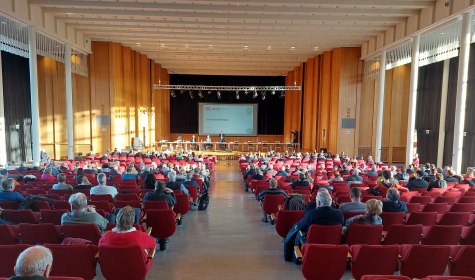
90, 173, 118, 198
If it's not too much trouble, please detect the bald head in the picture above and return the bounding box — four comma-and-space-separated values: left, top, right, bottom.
14, 245, 53, 277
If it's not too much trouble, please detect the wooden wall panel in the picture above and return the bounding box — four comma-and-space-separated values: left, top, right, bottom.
123, 47, 135, 144
72, 73, 92, 154
153, 63, 170, 142
328, 48, 341, 153
382, 67, 394, 161
283, 67, 303, 144
302, 57, 316, 151
318, 51, 332, 151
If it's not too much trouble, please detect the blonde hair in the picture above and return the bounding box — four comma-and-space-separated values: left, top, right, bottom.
365, 199, 383, 216
115, 206, 135, 231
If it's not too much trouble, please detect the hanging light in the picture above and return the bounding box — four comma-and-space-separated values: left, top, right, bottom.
261, 91, 266, 100
198, 90, 204, 98
189, 90, 194, 99
279, 90, 285, 98
244, 89, 249, 95
180, 90, 184, 95
253, 90, 258, 98
236, 90, 240, 100
217, 91, 221, 99
271, 89, 276, 95
170, 90, 176, 98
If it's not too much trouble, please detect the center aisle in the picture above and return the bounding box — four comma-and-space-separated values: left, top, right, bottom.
147, 164, 303, 279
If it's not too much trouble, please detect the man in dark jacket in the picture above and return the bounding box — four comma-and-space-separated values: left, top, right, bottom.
144, 180, 177, 208
382, 187, 408, 213
257, 178, 288, 222
406, 170, 429, 190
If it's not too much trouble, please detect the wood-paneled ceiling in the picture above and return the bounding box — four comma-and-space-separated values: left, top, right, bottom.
30, 0, 437, 76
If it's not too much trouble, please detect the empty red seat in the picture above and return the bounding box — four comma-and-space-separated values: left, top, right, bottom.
19, 223, 61, 244
439, 212, 470, 226
399, 244, 450, 279
99, 245, 155, 280
61, 224, 101, 244
406, 203, 422, 213
173, 194, 190, 224
361, 276, 411, 280
350, 244, 399, 280
346, 224, 383, 246
450, 203, 475, 213
0, 244, 30, 277
306, 224, 342, 245
53, 200, 72, 210
410, 196, 432, 205
383, 224, 423, 245
448, 245, 475, 278
423, 225, 462, 245
143, 200, 169, 211
406, 212, 438, 226
420, 276, 475, 280
300, 244, 348, 280
434, 196, 458, 205
0, 201, 20, 209
380, 212, 405, 231
3, 210, 39, 224
146, 209, 176, 251
115, 194, 139, 202
40, 209, 68, 225
185, 186, 199, 202
422, 203, 449, 214
45, 244, 98, 280
0, 224, 17, 245
461, 225, 475, 245
275, 210, 304, 238
90, 194, 114, 203
459, 197, 475, 204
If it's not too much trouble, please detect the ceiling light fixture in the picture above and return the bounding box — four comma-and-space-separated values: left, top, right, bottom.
261, 91, 266, 100
253, 90, 258, 99
236, 91, 240, 100
217, 91, 221, 99
198, 90, 204, 98
189, 90, 194, 99
170, 90, 176, 98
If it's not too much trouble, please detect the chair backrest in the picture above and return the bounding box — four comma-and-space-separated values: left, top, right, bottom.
350, 245, 400, 280
98, 245, 148, 280
433, 196, 458, 205
450, 203, 475, 213
307, 224, 342, 245
0, 224, 16, 245
143, 200, 169, 211
421, 276, 475, 280
88, 201, 113, 213
346, 223, 383, 246
380, 212, 405, 231
406, 203, 422, 213
422, 203, 449, 214
449, 245, 475, 278
61, 224, 101, 244
301, 244, 348, 280
438, 212, 470, 226
89, 194, 114, 203
146, 209, 176, 239
0, 244, 30, 277
423, 225, 463, 245
0, 201, 20, 209
173, 194, 190, 215
115, 194, 139, 202
410, 196, 432, 205
399, 245, 450, 279
19, 223, 61, 244
360, 276, 411, 280
3, 210, 38, 224
405, 212, 438, 226
275, 210, 305, 238
53, 200, 72, 210
462, 225, 475, 245
40, 209, 68, 225
185, 186, 199, 201
45, 244, 97, 280
383, 224, 422, 245
262, 194, 285, 215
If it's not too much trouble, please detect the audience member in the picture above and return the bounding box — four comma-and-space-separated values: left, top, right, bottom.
291, 173, 310, 189
346, 169, 363, 183
52, 173, 73, 191
406, 170, 429, 190
382, 187, 407, 213
0, 179, 25, 202
122, 165, 138, 180
90, 173, 118, 198
257, 178, 288, 222
74, 175, 92, 190
40, 168, 55, 181
427, 173, 447, 191
276, 166, 288, 177
328, 171, 343, 184
9, 245, 53, 280
61, 192, 110, 233
339, 187, 365, 213
165, 171, 189, 196
144, 180, 177, 208
182, 173, 200, 190
343, 199, 382, 232
143, 173, 157, 190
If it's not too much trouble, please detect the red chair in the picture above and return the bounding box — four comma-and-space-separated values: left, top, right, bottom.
382, 224, 422, 245
459, 197, 475, 204
53, 200, 72, 210
45, 244, 98, 280
336, 195, 351, 204
406, 203, 422, 213
350, 245, 399, 280
434, 196, 458, 205
0, 201, 20, 209
275, 210, 304, 238
406, 212, 438, 226
423, 225, 462, 245
115, 194, 139, 202
461, 225, 475, 245
410, 196, 432, 205
448, 245, 475, 278
99, 245, 155, 280
48, 189, 70, 196
49, 277, 87, 280
89, 194, 114, 203
19, 223, 61, 244
306, 224, 342, 244
421, 276, 475, 280
114, 200, 141, 209
450, 203, 475, 213
399, 244, 451, 279
361, 276, 411, 280
422, 203, 449, 214
88, 201, 114, 213
0, 224, 17, 245
0, 244, 30, 277
185, 186, 199, 202
143, 200, 169, 211
34, 200, 52, 211
438, 212, 470, 226
262, 194, 285, 224
346, 224, 383, 245
146, 209, 176, 251
300, 244, 348, 280
173, 194, 190, 225
344, 211, 365, 221
3, 210, 38, 224
380, 212, 405, 231
40, 209, 68, 225
61, 224, 101, 244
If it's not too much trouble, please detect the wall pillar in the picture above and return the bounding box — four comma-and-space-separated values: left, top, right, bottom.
28, 26, 40, 166
0, 51, 6, 166
437, 59, 450, 167
374, 50, 386, 163
406, 34, 421, 167
65, 43, 74, 160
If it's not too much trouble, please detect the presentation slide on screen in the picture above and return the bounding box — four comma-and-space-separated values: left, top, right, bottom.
199, 103, 258, 136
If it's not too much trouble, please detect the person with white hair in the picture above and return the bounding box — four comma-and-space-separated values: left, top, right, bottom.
90, 173, 118, 198
265, 164, 277, 176
165, 170, 189, 196
10, 245, 53, 280
61, 192, 109, 233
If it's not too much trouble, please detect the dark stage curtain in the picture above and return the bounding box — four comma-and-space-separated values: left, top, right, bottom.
169, 75, 285, 135
443, 57, 458, 166
462, 43, 475, 170
415, 61, 444, 164
2, 52, 32, 163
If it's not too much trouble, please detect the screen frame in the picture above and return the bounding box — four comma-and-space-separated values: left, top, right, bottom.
198, 102, 258, 136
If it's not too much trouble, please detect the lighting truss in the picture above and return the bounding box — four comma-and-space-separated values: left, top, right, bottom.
153, 84, 301, 91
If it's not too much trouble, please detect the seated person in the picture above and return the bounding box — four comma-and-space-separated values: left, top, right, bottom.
61, 193, 110, 233
40, 167, 55, 181
406, 170, 429, 190
90, 173, 118, 198
165, 171, 189, 196
427, 173, 447, 191
17, 162, 28, 172
346, 169, 363, 183
265, 164, 277, 177
445, 169, 460, 183
122, 165, 138, 180
275, 166, 288, 177
257, 178, 288, 222
10, 245, 53, 280
52, 173, 73, 191
339, 187, 365, 213
252, 170, 265, 181
175, 169, 187, 183
143, 173, 156, 190
74, 175, 93, 190
182, 173, 200, 190
382, 187, 407, 213
328, 171, 344, 184
99, 206, 156, 272
343, 198, 382, 232
204, 135, 213, 149
291, 173, 310, 189
0, 179, 25, 202
143, 180, 177, 209
283, 194, 305, 211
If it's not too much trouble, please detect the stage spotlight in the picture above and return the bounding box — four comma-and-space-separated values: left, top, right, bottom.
207, 90, 212, 95
180, 90, 184, 95
217, 91, 221, 99
279, 90, 285, 98
262, 91, 266, 100
271, 89, 276, 95
253, 90, 258, 98
236, 91, 240, 100
244, 90, 249, 95
189, 90, 194, 99
198, 90, 204, 98
170, 90, 176, 98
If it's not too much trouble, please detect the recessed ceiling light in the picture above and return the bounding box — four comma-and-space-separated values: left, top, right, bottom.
1, 21, 6, 25
209, 44, 213, 47
267, 46, 272, 50
136, 42, 141, 45
290, 46, 296, 50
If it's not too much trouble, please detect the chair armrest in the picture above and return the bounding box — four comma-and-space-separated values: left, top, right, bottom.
270, 213, 276, 221
294, 246, 303, 261
147, 247, 156, 259
175, 213, 182, 222
94, 252, 100, 260
278, 205, 283, 211
145, 227, 152, 235
299, 231, 307, 237
347, 252, 352, 261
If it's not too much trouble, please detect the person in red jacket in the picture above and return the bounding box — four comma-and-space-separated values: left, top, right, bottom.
99, 206, 156, 271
